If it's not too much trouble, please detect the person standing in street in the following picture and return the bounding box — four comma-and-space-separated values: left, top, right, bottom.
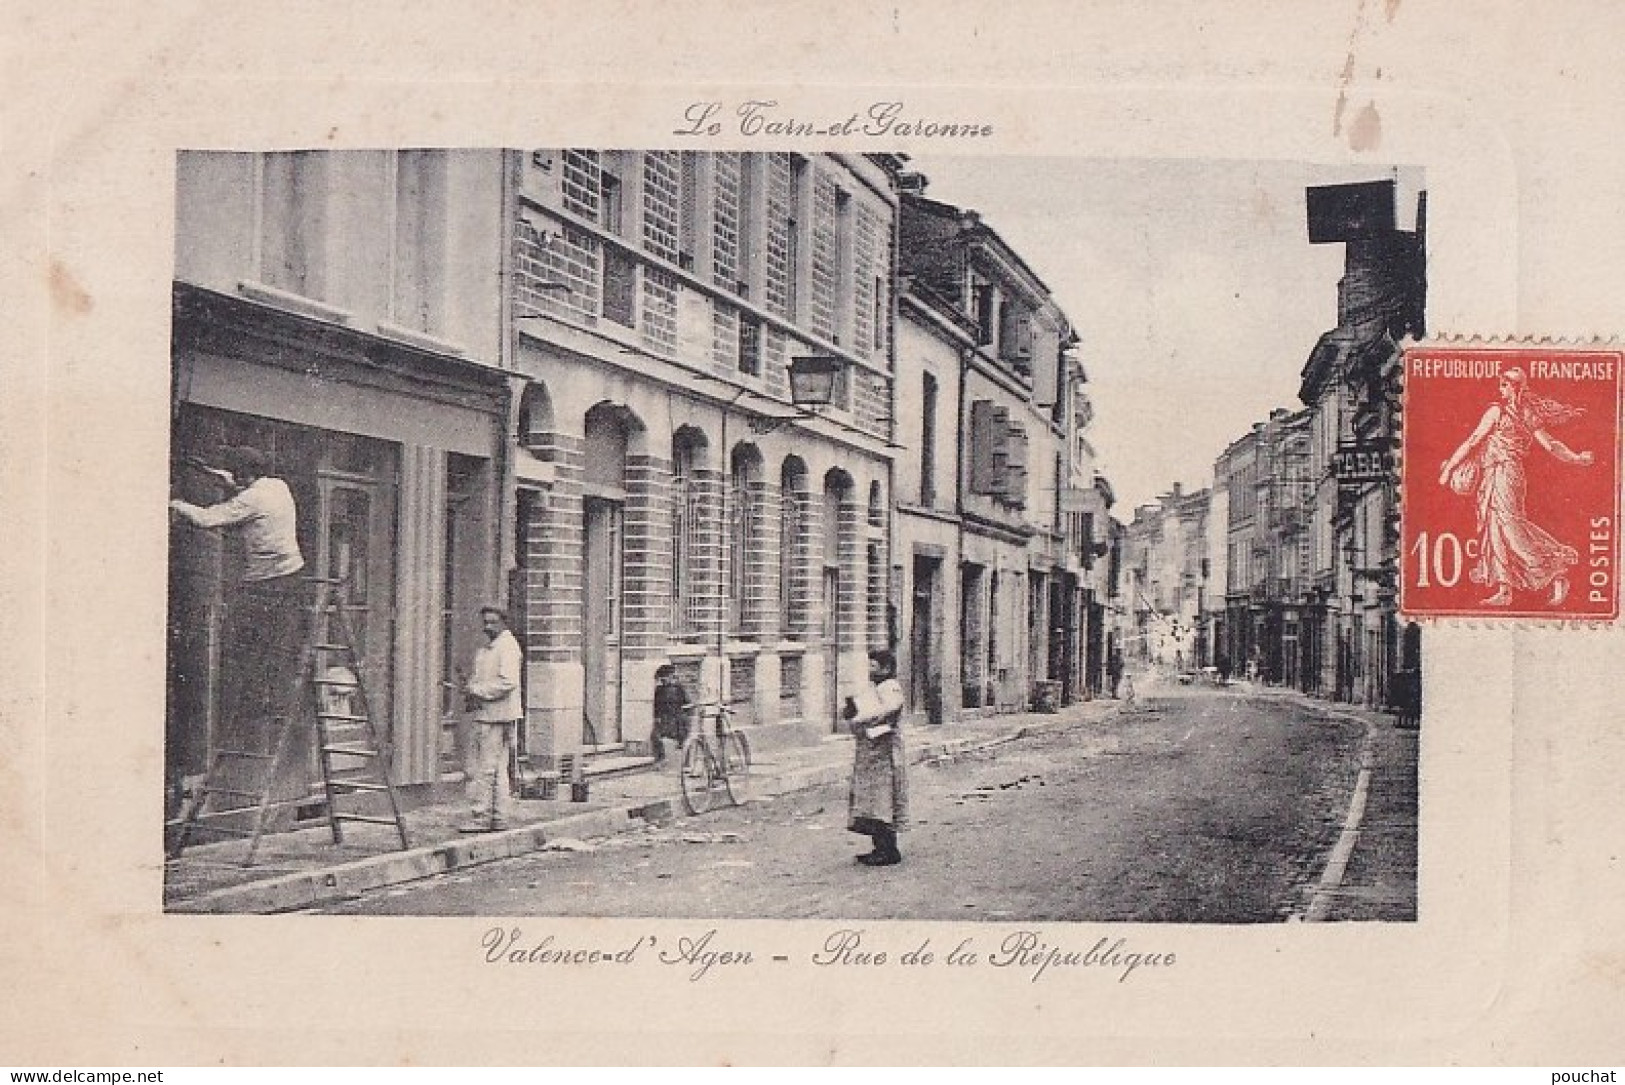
1107, 644, 1124, 699
843, 648, 908, 867
461, 606, 524, 832
169, 446, 306, 745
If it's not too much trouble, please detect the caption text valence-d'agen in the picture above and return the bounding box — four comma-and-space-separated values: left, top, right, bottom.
675, 100, 994, 140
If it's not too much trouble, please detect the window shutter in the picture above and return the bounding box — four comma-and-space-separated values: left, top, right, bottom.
990, 406, 1011, 496
970, 400, 997, 494
1005, 421, 1028, 507
1014, 313, 1033, 359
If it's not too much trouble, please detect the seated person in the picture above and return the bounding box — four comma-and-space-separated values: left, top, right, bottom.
650, 664, 690, 763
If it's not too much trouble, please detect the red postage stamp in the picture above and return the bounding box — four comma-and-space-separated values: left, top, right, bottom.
1401, 345, 1623, 620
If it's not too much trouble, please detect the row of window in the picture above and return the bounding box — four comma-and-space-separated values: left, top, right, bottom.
667, 443, 886, 647
545, 149, 891, 362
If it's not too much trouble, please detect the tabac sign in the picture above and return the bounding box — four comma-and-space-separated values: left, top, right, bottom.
1334, 442, 1394, 486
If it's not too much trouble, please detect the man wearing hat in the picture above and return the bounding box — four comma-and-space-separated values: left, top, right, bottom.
170, 446, 307, 743
459, 605, 524, 832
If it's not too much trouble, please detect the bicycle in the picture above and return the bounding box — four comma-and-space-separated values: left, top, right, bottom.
678, 700, 752, 814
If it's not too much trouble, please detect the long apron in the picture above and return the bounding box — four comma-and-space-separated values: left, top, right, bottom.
847, 715, 909, 831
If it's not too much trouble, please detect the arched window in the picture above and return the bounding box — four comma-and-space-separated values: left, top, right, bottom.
780, 457, 808, 636
728, 444, 764, 636
822, 468, 854, 649
517, 381, 554, 455
671, 428, 707, 641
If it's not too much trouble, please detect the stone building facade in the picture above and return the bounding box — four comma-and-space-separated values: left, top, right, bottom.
508, 151, 902, 768
897, 191, 1086, 718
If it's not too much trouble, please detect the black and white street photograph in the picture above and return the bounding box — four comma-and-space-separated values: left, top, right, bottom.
161, 149, 1423, 922
23, 1, 1625, 1071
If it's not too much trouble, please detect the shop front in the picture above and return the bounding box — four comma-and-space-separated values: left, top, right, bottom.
166, 286, 507, 821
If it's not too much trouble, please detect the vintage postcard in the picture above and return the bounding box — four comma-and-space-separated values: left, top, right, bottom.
4, 0, 1624, 1069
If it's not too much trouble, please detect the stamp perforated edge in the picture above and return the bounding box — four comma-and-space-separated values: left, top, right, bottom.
1395, 334, 1625, 629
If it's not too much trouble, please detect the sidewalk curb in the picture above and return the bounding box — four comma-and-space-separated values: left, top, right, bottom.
1279, 690, 1407, 923
1299, 729, 1376, 922
169, 805, 646, 914
169, 704, 1121, 914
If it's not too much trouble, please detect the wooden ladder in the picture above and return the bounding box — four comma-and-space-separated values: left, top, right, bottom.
168, 575, 412, 866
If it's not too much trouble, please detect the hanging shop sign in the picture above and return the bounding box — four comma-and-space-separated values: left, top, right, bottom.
1333, 442, 1395, 485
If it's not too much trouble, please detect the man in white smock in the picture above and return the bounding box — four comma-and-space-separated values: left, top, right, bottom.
461, 606, 524, 832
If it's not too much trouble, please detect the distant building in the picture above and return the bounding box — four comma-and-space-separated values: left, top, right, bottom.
1123, 483, 1211, 670
1300, 176, 1426, 707
895, 273, 971, 726
1205, 482, 1230, 674
898, 190, 1088, 715
1215, 409, 1310, 686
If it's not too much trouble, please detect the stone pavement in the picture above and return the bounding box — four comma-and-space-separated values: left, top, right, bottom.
163, 677, 1419, 919
1246, 685, 1420, 923
1306, 709, 1419, 921
164, 695, 1126, 914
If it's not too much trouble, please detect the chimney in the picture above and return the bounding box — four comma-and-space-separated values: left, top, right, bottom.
897, 171, 929, 195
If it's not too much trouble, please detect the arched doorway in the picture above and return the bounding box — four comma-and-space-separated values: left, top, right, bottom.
581, 402, 639, 747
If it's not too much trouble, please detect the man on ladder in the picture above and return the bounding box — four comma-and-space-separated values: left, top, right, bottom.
169, 446, 306, 763
459, 606, 524, 833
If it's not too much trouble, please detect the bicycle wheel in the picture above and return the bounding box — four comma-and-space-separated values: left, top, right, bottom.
721, 729, 752, 806
679, 739, 719, 815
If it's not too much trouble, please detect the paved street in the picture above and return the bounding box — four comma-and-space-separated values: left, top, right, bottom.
318, 684, 1400, 922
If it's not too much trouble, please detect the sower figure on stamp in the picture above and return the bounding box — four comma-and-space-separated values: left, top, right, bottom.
168, 446, 307, 748
843, 648, 908, 867
460, 606, 524, 833
1439, 368, 1595, 607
